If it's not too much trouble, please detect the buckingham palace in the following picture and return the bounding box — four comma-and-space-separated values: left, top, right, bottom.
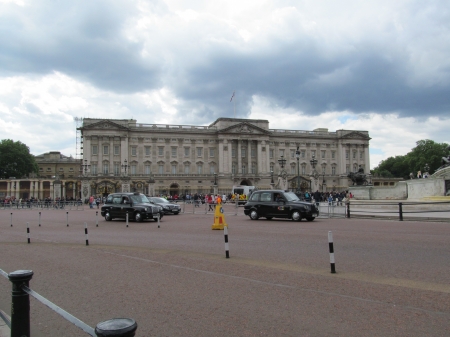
77, 117, 370, 199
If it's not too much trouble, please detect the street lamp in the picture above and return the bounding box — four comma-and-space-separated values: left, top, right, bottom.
295, 147, 300, 193
309, 154, 317, 171
122, 159, 129, 175
278, 155, 286, 169
81, 160, 90, 176
270, 170, 274, 184
322, 173, 326, 192
214, 172, 217, 185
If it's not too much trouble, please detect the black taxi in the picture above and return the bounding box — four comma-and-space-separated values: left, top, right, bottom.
243, 190, 319, 221
101, 192, 164, 222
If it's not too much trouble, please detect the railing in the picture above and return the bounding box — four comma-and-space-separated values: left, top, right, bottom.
0, 201, 84, 210
345, 201, 450, 221
0, 268, 137, 337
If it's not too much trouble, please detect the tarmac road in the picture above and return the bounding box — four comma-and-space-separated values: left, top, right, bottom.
0, 207, 449, 336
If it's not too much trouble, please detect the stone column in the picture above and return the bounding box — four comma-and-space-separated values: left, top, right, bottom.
237, 139, 242, 174
257, 140, 263, 174
62, 181, 66, 199
218, 139, 224, 174
247, 140, 252, 175
228, 139, 233, 174
6, 180, 11, 197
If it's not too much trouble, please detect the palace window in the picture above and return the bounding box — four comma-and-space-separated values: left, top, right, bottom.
114, 163, 120, 175
232, 148, 236, 158
241, 164, 246, 174
103, 145, 109, 155
197, 148, 203, 157
172, 147, 177, 157
184, 164, 190, 174
92, 145, 98, 155
145, 146, 151, 156
91, 164, 97, 175
103, 163, 109, 174
158, 147, 164, 156
251, 163, 256, 174
232, 163, 236, 174
269, 149, 274, 158
185, 147, 190, 157
114, 145, 120, 156
241, 148, 246, 157
301, 164, 306, 175
332, 166, 336, 175
331, 151, 335, 159
131, 165, 136, 175
209, 148, 215, 157
158, 164, 164, 174
251, 148, 256, 158
321, 150, 326, 159
131, 146, 137, 156
145, 165, 151, 175
197, 163, 203, 174
171, 164, 177, 174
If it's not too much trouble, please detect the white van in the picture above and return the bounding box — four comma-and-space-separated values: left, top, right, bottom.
231, 185, 256, 204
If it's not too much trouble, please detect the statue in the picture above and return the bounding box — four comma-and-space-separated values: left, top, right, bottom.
275, 171, 288, 190
347, 165, 368, 186
440, 146, 450, 167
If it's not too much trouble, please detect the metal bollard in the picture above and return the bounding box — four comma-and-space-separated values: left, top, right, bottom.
96, 211, 99, 227
126, 212, 129, 227
39, 211, 41, 227
399, 203, 403, 221
8, 270, 34, 337
95, 318, 137, 337
66, 211, 69, 227
10, 212, 13, 227
346, 202, 350, 218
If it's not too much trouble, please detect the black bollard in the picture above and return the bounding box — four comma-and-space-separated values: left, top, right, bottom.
399, 202, 403, 221
8, 270, 34, 337
346, 202, 350, 218
95, 318, 137, 337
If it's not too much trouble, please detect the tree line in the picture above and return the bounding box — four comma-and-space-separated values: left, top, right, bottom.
371, 139, 449, 179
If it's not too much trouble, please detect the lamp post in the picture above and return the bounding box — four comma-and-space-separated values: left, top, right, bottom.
81, 160, 90, 176
322, 173, 326, 192
214, 172, 217, 185
122, 159, 129, 175
310, 154, 317, 171
295, 147, 300, 193
278, 155, 286, 169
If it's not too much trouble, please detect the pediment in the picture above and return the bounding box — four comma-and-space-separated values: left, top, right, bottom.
218, 122, 270, 135
81, 120, 129, 131
339, 131, 371, 140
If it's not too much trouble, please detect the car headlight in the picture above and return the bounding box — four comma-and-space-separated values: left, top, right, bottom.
144, 207, 148, 212
163, 206, 170, 209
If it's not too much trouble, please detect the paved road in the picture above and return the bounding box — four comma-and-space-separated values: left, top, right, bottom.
0, 208, 449, 336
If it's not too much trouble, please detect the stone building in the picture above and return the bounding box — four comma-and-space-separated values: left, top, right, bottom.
78, 117, 371, 199
0, 151, 81, 200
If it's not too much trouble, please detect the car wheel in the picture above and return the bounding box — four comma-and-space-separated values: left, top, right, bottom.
135, 212, 143, 222
250, 209, 259, 220
306, 217, 315, 221
291, 210, 301, 221
266, 217, 273, 220
104, 212, 112, 221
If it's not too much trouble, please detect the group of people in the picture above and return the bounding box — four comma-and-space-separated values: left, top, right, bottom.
1, 196, 82, 208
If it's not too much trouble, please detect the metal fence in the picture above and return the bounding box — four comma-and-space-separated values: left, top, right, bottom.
0, 268, 137, 337
0, 201, 84, 211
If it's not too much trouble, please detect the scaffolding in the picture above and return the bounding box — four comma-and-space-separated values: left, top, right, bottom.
74, 117, 83, 159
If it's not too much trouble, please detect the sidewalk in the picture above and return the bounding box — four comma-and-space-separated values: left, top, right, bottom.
0, 310, 10, 337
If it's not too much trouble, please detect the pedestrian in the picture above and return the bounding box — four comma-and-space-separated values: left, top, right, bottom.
96, 196, 100, 209
89, 195, 94, 209
208, 194, 214, 211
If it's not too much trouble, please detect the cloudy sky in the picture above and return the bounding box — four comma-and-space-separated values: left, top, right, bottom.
1, 0, 449, 169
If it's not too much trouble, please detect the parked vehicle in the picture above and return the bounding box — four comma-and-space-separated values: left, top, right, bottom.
101, 193, 164, 222
231, 185, 256, 204
148, 197, 181, 215
243, 190, 319, 221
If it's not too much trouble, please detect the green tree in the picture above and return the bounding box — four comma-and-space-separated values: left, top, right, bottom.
371, 139, 449, 179
0, 139, 39, 179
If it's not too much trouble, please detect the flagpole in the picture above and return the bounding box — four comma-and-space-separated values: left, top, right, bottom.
230, 91, 235, 118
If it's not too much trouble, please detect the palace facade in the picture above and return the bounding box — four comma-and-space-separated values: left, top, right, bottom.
0, 117, 371, 200
78, 117, 370, 199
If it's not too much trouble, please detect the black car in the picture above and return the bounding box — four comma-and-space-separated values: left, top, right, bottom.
101, 192, 164, 222
148, 197, 181, 215
244, 190, 319, 221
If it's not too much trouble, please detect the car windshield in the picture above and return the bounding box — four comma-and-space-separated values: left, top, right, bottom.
151, 197, 170, 203
283, 192, 301, 201
130, 194, 150, 204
